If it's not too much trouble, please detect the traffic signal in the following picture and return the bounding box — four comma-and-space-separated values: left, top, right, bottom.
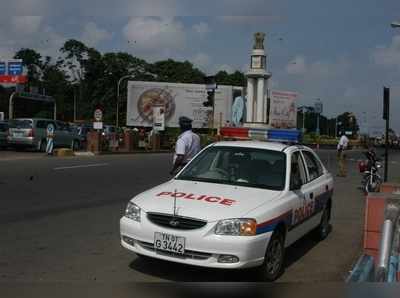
203, 90, 214, 107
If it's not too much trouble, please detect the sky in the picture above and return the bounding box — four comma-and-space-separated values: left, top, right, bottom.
1, 0, 400, 133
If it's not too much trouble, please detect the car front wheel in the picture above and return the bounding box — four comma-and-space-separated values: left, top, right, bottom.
258, 229, 285, 281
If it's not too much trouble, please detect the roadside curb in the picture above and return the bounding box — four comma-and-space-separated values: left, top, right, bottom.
92, 150, 172, 155
54, 148, 74, 157
74, 152, 96, 157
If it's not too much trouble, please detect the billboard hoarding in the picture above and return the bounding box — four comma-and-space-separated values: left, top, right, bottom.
127, 81, 239, 128
269, 90, 298, 129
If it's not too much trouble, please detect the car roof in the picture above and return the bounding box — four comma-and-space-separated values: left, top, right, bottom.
211, 141, 312, 153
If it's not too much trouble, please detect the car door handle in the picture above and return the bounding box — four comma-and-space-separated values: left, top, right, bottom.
309, 192, 314, 199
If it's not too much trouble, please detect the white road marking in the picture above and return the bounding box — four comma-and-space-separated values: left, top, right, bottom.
54, 163, 109, 170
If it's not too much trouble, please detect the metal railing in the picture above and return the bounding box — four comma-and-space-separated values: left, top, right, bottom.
347, 198, 400, 282
375, 200, 400, 282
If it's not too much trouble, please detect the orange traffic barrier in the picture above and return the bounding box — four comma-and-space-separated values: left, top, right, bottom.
380, 183, 400, 194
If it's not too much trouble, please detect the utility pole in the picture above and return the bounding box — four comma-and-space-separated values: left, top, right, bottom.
335, 118, 337, 137
383, 87, 390, 182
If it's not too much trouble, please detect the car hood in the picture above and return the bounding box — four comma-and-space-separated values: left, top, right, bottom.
131, 179, 282, 222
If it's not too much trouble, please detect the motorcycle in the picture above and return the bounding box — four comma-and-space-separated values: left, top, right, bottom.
358, 150, 383, 194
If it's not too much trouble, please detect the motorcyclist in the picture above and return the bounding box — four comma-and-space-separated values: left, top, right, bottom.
364, 146, 378, 171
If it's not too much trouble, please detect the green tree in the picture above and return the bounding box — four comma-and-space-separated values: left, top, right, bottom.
41, 61, 72, 121
215, 70, 246, 86
93, 52, 152, 124
14, 48, 44, 89
149, 59, 205, 84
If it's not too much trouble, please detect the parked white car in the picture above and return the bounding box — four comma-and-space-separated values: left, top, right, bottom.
120, 141, 334, 280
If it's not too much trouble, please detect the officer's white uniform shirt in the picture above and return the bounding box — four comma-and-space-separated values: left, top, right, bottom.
337, 135, 349, 150
173, 130, 201, 164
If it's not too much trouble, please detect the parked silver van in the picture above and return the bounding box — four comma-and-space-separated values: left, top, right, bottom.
7, 118, 81, 151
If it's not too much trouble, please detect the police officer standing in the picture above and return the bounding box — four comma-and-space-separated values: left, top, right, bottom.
337, 131, 349, 177
170, 116, 201, 175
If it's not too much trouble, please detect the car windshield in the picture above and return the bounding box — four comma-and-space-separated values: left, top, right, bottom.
177, 146, 287, 190
9, 120, 33, 129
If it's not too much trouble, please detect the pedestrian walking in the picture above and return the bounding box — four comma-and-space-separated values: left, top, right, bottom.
337, 132, 349, 177
170, 116, 201, 175
46, 123, 55, 155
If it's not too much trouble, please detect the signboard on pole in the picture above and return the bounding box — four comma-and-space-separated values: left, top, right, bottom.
8, 60, 23, 75
269, 90, 298, 129
315, 102, 323, 114
0, 75, 28, 84
152, 105, 165, 131
94, 109, 103, 122
93, 122, 103, 130
0, 62, 6, 75
0, 59, 27, 85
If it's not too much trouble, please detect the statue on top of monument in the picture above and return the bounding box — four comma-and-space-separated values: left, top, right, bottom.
253, 32, 266, 50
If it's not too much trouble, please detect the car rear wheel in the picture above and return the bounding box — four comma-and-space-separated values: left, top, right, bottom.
258, 229, 285, 281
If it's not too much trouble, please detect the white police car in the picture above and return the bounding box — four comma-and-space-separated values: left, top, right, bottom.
120, 141, 334, 280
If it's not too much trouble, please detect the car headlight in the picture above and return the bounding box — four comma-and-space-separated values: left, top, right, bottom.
125, 202, 141, 222
215, 219, 257, 236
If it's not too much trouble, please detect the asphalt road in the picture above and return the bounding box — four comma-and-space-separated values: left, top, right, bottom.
0, 149, 399, 282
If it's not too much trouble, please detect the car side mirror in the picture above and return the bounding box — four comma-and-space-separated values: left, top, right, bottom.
290, 178, 302, 191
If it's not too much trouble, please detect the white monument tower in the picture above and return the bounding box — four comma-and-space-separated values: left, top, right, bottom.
245, 32, 272, 127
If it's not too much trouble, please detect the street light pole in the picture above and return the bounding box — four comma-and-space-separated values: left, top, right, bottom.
73, 87, 77, 122
117, 75, 135, 128
315, 99, 322, 136
335, 118, 338, 137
